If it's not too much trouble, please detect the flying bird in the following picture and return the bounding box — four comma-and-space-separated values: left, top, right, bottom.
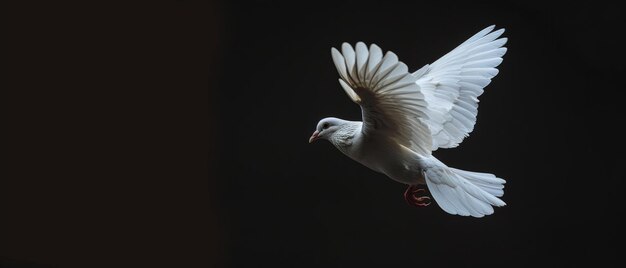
309, 25, 507, 217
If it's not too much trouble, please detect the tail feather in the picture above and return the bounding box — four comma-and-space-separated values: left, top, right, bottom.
451, 168, 505, 197
424, 158, 506, 217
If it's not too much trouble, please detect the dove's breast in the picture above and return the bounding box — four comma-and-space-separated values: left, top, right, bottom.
346, 132, 427, 185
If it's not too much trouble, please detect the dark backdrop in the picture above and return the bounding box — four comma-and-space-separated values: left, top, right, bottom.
4, 1, 624, 267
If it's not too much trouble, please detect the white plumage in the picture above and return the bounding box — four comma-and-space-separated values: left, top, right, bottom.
309, 25, 507, 217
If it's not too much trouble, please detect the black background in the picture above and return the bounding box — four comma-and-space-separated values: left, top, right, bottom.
3, 1, 625, 267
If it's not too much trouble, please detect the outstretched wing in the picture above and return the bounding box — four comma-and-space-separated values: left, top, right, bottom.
331, 43, 432, 156
414, 25, 507, 150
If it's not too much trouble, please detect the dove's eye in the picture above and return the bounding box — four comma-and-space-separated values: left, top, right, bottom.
322, 123, 330, 129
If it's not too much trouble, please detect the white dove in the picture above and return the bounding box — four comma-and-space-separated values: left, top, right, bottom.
309, 25, 507, 217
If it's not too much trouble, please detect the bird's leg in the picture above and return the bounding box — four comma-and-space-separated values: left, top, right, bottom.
404, 184, 431, 207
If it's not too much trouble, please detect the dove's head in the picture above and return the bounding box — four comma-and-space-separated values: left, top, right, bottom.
309, 117, 348, 143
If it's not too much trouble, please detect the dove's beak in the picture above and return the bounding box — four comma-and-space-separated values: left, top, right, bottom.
308, 130, 320, 143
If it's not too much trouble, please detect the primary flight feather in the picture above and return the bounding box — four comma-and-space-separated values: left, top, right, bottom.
309, 25, 507, 217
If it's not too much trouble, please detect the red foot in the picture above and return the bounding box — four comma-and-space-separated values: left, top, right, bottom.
404, 185, 431, 207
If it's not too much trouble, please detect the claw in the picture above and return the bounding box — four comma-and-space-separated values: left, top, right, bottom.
404, 185, 432, 207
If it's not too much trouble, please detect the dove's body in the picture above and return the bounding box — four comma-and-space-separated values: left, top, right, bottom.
310, 26, 508, 217
331, 122, 427, 185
